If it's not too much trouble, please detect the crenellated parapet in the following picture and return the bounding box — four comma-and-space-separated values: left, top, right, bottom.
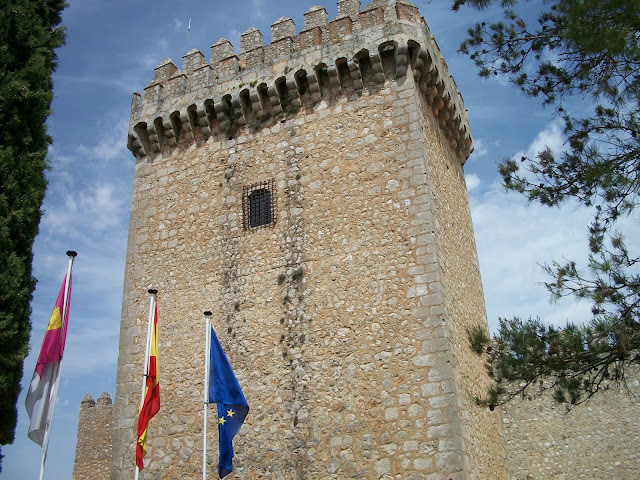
128, 0, 473, 162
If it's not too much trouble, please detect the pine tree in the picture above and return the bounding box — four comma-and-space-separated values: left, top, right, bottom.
0, 0, 66, 466
454, 0, 640, 407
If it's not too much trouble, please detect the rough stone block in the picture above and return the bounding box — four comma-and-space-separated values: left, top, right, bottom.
304, 6, 328, 29
271, 16, 295, 42
240, 28, 263, 52
210, 38, 234, 65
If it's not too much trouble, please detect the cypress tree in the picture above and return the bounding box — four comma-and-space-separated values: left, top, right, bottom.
0, 0, 66, 467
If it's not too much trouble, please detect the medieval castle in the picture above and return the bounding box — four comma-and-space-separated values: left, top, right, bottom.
72, 1, 639, 479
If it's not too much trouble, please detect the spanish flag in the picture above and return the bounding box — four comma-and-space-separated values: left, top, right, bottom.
136, 302, 160, 470
25, 273, 72, 446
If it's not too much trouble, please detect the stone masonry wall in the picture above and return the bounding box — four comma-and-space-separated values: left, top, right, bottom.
414, 79, 507, 478
73, 392, 113, 480
502, 371, 640, 480
113, 1, 502, 479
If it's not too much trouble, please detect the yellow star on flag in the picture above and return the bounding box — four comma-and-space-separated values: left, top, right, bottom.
227, 409, 235, 418
218, 416, 226, 425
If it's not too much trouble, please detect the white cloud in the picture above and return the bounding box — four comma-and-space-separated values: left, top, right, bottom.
76, 118, 128, 162
470, 178, 594, 332
140, 51, 164, 71
525, 119, 564, 159
470, 137, 488, 159
40, 180, 129, 242
497, 119, 566, 186
469, 120, 640, 332
465, 173, 481, 192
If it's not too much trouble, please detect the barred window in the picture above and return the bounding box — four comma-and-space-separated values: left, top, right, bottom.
243, 179, 276, 229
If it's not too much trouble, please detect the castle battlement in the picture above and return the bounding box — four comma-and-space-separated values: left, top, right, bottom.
127, 0, 473, 162
72, 393, 113, 480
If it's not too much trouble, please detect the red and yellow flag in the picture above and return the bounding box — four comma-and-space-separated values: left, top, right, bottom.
136, 302, 160, 470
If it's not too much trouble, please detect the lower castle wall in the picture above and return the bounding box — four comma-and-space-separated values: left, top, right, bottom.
76, 374, 640, 479
502, 370, 640, 480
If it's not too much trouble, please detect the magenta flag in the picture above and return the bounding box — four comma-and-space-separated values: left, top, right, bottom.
25, 274, 72, 446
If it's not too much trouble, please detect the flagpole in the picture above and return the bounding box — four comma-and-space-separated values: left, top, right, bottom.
186, 18, 191, 52
135, 289, 157, 480
38, 250, 76, 480
203, 311, 212, 480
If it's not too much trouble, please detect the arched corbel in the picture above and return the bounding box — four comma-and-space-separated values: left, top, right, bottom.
196, 106, 209, 139
369, 51, 385, 84
348, 59, 363, 91
294, 70, 311, 104
269, 82, 283, 115
239, 89, 254, 124
274, 77, 290, 113
257, 83, 272, 120
231, 96, 246, 126
285, 78, 301, 109
326, 64, 341, 95
133, 122, 152, 158
147, 123, 160, 154
127, 132, 144, 158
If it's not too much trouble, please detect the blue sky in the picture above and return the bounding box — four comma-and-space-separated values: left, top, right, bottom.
3, 1, 635, 478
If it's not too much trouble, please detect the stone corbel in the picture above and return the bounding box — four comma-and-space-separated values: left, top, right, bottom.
369, 52, 385, 84
267, 86, 282, 115
286, 78, 302, 108
327, 65, 341, 95
396, 44, 408, 79
348, 60, 363, 91
133, 123, 152, 158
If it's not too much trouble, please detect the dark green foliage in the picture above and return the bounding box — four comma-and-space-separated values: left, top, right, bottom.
470, 316, 637, 408
455, 0, 640, 406
0, 0, 66, 461
467, 324, 491, 355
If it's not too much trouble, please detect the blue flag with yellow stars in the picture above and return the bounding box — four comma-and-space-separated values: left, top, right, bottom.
208, 326, 249, 478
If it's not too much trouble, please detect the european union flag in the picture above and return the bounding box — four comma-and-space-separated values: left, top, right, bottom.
208, 326, 249, 478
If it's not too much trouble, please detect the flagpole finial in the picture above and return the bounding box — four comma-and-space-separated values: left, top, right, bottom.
204, 311, 212, 317
148, 289, 158, 295
66, 250, 77, 258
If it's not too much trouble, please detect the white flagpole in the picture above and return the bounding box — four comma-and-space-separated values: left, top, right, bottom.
186, 17, 191, 53
134, 288, 157, 480
38, 250, 76, 480
203, 311, 212, 480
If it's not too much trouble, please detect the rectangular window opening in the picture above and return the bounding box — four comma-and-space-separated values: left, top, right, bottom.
242, 179, 276, 230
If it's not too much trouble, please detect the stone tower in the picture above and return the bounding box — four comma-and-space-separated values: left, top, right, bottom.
73, 392, 113, 480
113, 1, 507, 478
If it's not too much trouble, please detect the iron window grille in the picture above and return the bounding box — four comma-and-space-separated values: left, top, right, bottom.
242, 179, 276, 230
